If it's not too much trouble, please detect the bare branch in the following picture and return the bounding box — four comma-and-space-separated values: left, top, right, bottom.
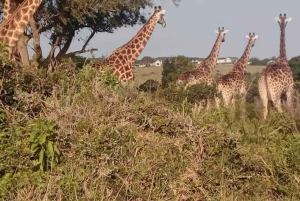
82, 30, 96, 51
63, 48, 98, 58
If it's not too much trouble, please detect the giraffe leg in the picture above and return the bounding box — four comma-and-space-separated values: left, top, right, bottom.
222, 89, 232, 108
272, 96, 283, 113
286, 84, 294, 116
215, 96, 221, 108
215, 83, 223, 108
268, 86, 282, 113
258, 75, 268, 119
240, 85, 247, 115
231, 97, 236, 109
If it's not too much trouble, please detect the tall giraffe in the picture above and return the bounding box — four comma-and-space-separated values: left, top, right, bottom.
216, 33, 258, 107
258, 13, 293, 119
0, 0, 42, 58
90, 6, 166, 82
177, 27, 228, 87
2, 0, 22, 62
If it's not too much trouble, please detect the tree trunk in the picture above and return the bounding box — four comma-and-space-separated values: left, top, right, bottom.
56, 31, 75, 59
17, 35, 30, 66
29, 18, 42, 62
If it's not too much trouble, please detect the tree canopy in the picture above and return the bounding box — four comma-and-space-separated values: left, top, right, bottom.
0, 0, 179, 67
289, 55, 300, 81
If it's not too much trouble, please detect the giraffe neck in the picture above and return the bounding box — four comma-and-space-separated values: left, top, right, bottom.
3, 0, 12, 21
0, 0, 42, 48
113, 14, 157, 64
279, 26, 287, 61
232, 40, 254, 73
198, 33, 223, 71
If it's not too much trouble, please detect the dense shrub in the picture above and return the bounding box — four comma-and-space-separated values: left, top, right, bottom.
138, 79, 161, 92
0, 55, 300, 200
289, 55, 300, 81
161, 56, 195, 88
158, 83, 216, 110
245, 72, 260, 103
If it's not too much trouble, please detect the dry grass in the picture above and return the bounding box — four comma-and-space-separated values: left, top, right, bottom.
134, 66, 163, 84
134, 65, 265, 84
1, 64, 300, 200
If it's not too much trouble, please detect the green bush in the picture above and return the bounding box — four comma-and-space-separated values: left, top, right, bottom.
161, 56, 195, 88
158, 83, 216, 109
245, 72, 260, 103
0, 116, 61, 197
27, 118, 61, 171
289, 55, 300, 81
138, 79, 161, 93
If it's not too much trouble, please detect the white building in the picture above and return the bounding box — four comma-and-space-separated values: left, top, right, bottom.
150, 60, 163, 67
217, 57, 233, 64
191, 60, 202, 64
267, 60, 275, 65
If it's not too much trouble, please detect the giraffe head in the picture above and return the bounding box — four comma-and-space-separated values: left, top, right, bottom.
153, 6, 167, 27
246, 32, 258, 47
275, 13, 292, 30
214, 27, 228, 42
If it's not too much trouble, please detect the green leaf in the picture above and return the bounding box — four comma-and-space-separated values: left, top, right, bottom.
39, 149, 45, 171
54, 145, 61, 156
30, 143, 40, 153
46, 141, 54, 156
38, 134, 47, 144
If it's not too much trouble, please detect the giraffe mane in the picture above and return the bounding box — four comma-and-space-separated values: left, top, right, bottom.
110, 13, 156, 55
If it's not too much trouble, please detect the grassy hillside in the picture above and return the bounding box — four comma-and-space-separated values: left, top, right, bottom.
1, 62, 300, 200
134, 65, 265, 84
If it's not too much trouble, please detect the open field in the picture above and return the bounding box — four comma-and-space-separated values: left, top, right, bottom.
134, 64, 265, 84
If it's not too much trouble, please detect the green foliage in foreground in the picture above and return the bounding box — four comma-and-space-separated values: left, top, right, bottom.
0, 60, 300, 200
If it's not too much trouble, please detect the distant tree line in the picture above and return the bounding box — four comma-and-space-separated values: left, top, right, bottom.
248, 57, 277, 66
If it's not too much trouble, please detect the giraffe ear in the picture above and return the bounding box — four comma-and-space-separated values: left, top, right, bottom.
253, 35, 258, 39
286, 18, 292, 23
246, 35, 250, 39
223, 30, 228, 34
214, 30, 219, 34
275, 17, 280, 22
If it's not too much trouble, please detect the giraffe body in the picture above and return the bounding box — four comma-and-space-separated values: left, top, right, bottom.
3, 0, 13, 21
258, 14, 293, 119
0, 0, 42, 52
90, 6, 167, 82
216, 33, 258, 107
177, 27, 228, 88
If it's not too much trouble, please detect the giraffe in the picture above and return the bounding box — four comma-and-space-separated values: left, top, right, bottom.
2, 0, 22, 62
258, 13, 293, 119
177, 27, 228, 87
0, 0, 42, 59
90, 6, 166, 82
216, 33, 258, 108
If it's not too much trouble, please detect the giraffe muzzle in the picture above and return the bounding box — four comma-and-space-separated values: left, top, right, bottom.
159, 17, 167, 27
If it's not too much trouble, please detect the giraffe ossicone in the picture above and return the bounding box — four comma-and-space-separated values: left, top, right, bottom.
90, 6, 167, 82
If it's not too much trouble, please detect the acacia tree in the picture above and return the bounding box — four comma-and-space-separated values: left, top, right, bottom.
0, 0, 179, 67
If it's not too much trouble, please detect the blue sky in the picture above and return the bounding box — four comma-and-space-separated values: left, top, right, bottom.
37, 0, 300, 60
